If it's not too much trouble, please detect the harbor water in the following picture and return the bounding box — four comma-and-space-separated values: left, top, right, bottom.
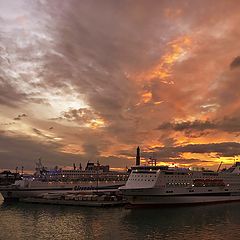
0, 196, 240, 240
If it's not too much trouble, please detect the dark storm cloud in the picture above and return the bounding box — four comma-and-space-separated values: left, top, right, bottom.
158, 117, 240, 134
158, 120, 215, 131
142, 147, 180, 159
147, 142, 240, 159
178, 142, 240, 157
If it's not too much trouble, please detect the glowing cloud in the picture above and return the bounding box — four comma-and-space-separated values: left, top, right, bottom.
139, 36, 192, 84
141, 91, 152, 104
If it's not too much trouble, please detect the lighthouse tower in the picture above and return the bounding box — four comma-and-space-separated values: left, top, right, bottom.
136, 146, 141, 166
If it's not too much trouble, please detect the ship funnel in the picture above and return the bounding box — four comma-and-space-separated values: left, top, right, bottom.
136, 146, 141, 166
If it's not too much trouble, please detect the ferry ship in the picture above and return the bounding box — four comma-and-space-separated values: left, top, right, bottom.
0, 161, 129, 200
120, 147, 240, 207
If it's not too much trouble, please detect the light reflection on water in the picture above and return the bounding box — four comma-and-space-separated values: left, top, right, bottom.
0, 200, 240, 240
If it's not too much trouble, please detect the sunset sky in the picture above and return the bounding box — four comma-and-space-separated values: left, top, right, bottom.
1, 0, 240, 171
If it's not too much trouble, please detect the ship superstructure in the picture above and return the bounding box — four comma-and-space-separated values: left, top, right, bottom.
34, 161, 128, 183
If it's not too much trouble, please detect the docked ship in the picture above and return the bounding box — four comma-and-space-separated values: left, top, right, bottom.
120, 147, 240, 207
0, 160, 129, 200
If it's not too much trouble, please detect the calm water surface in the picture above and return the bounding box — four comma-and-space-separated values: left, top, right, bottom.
0, 196, 240, 240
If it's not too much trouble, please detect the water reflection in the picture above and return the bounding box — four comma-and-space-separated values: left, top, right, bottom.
0, 201, 240, 240
121, 204, 240, 240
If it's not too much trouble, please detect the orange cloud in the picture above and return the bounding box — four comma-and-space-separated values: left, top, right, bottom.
164, 8, 183, 19
141, 91, 152, 103
138, 36, 192, 84
87, 118, 106, 129
60, 144, 83, 155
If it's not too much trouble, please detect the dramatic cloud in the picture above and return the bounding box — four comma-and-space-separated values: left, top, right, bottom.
0, 77, 27, 107
158, 118, 240, 134
0, 131, 131, 170
1, 0, 240, 170
52, 108, 106, 128
142, 142, 240, 162
158, 120, 215, 132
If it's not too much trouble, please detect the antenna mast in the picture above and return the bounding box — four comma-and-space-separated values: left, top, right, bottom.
217, 161, 223, 172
